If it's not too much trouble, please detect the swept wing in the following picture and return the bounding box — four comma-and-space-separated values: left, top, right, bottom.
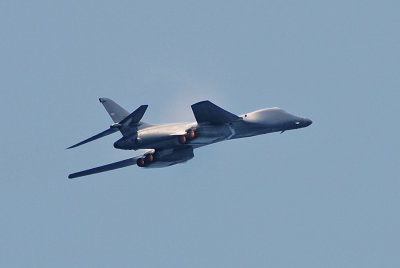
68, 156, 141, 179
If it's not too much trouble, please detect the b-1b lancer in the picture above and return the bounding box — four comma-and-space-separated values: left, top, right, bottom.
67, 99, 312, 178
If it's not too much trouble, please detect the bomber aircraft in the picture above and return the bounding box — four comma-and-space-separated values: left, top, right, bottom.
67, 98, 312, 178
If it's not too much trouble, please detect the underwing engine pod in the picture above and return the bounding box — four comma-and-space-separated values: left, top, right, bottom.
186, 129, 195, 139
137, 158, 145, 167
179, 129, 196, 144
145, 154, 154, 163
178, 135, 187, 144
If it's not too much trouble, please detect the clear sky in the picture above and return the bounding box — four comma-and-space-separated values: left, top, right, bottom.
1, 0, 399, 267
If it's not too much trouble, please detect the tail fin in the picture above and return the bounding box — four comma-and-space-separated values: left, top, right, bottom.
99, 98, 130, 123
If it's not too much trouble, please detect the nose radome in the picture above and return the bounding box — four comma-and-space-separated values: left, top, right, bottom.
304, 118, 312, 126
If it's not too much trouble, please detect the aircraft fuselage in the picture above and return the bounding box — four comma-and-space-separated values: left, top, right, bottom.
114, 107, 312, 151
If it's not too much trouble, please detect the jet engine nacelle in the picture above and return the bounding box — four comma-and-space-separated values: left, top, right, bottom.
137, 147, 194, 168
179, 129, 196, 144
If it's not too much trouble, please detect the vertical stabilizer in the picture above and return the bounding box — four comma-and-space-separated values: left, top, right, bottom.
99, 98, 129, 123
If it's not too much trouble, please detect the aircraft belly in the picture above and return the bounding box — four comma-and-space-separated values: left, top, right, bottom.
143, 161, 176, 168
188, 136, 221, 145
137, 135, 178, 149
229, 121, 273, 139
191, 124, 231, 145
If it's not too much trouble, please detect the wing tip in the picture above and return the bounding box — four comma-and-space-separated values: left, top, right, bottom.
68, 172, 81, 179
66, 142, 81, 149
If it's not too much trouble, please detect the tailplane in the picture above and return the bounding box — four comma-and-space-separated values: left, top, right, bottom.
67, 98, 150, 149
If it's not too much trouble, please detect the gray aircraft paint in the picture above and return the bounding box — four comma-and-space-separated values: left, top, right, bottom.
67, 99, 311, 178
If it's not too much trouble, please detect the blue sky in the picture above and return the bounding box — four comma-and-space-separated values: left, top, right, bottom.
1, 0, 399, 267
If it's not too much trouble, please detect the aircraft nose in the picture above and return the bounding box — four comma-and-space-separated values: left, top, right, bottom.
304, 118, 312, 127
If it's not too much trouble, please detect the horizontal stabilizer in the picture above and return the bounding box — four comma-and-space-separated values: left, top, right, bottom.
68, 156, 140, 179
191, 100, 240, 124
67, 127, 118, 149
120, 105, 148, 127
